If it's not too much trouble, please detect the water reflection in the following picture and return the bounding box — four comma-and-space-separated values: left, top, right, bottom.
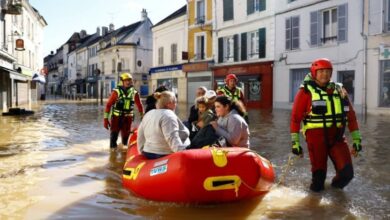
0, 101, 389, 219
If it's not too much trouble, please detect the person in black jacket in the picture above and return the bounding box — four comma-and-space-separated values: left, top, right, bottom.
144, 86, 168, 114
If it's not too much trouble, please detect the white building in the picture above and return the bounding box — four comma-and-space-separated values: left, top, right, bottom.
365, 0, 390, 114
0, 0, 46, 112
273, 0, 365, 113
151, 5, 188, 103
213, 0, 275, 108
98, 9, 153, 97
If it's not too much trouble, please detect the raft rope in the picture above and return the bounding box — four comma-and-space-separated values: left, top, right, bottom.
275, 154, 300, 186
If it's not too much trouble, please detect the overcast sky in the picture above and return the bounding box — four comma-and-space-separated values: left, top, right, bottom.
29, 0, 186, 56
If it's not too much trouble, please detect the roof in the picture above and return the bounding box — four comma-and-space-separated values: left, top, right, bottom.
154, 5, 186, 27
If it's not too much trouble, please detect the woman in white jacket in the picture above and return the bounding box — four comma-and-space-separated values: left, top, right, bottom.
137, 91, 190, 159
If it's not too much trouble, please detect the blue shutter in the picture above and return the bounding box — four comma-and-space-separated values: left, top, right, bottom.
338, 3, 348, 42
223, 0, 234, 21
234, 34, 239, 61
285, 17, 291, 50
259, 0, 266, 12
218, 37, 224, 63
292, 16, 300, 49
258, 28, 266, 58
241, 33, 247, 61
310, 11, 319, 46
247, 0, 254, 15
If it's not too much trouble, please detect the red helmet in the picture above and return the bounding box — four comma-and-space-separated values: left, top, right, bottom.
225, 73, 238, 81
310, 58, 333, 78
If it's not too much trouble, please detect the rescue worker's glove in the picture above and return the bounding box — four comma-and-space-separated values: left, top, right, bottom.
104, 118, 110, 130
103, 112, 110, 130
291, 133, 303, 157
351, 130, 362, 157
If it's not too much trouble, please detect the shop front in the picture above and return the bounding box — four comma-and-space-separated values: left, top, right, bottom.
183, 61, 213, 104
212, 61, 273, 108
149, 64, 187, 103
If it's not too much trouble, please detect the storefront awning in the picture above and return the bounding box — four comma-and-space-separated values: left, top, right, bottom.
0, 66, 28, 81
14, 64, 33, 77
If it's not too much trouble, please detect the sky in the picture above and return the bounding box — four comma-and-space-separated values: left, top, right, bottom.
29, 0, 187, 56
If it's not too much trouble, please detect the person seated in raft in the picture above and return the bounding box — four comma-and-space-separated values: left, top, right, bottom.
210, 96, 250, 148
137, 91, 190, 159
144, 85, 168, 114
189, 96, 216, 139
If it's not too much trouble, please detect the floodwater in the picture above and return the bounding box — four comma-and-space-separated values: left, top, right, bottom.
0, 100, 389, 219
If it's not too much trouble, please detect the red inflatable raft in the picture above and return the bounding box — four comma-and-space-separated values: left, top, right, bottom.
122, 130, 275, 203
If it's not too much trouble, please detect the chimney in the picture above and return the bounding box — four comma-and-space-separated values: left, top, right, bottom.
80, 30, 87, 38
109, 23, 115, 32
141, 9, 148, 21
96, 27, 100, 36
102, 26, 108, 36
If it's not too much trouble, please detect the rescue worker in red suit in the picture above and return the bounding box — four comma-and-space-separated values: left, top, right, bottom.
216, 73, 248, 122
104, 73, 144, 149
290, 58, 362, 192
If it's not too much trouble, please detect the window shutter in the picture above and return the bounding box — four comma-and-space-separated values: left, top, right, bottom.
310, 11, 319, 46
259, 0, 266, 12
292, 16, 300, 49
200, 36, 205, 59
223, 0, 234, 21
338, 3, 348, 42
234, 34, 239, 61
258, 28, 266, 58
285, 17, 291, 50
247, 0, 254, 15
241, 33, 247, 61
218, 37, 224, 63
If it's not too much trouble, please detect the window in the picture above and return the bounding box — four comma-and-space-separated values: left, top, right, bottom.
290, 68, 309, 102
338, 71, 355, 103
196, 0, 205, 24
385, 0, 390, 32
195, 35, 205, 60
247, 0, 266, 15
224, 36, 234, 62
158, 47, 164, 65
380, 60, 390, 107
322, 8, 338, 44
171, 44, 177, 63
223, 0, 234, 21
101, 62, 105, 74
311, 4, 347, 46
112, 59, 116, 74
286, 16, 300, 50
288, 0, 296, 3
248, 31, 258, 59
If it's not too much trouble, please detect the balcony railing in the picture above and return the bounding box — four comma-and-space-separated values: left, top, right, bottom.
321, 36, 337, 44
196, 16, 205, 25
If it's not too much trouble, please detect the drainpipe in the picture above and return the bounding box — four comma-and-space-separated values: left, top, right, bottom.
362, 0, 367, 120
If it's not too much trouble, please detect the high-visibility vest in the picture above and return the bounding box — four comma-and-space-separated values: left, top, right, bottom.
112, 87, 137, 117
302, 82, 348, 130
217, 86, 242, 102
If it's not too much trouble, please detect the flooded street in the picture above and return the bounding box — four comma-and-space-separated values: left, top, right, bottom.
0, 100, 389, 219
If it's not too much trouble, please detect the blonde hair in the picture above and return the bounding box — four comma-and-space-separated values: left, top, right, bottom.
154, 91, 176, 109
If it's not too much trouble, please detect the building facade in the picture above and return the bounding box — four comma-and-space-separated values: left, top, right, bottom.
0, 0, 46, 112
150, 5, 188, 103
183, 0, 214, 103
365, 0, 390, 114
273, 0, 365, 113
213, 0, 274, 108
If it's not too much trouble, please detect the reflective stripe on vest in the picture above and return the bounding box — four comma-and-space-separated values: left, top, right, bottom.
112, 87, 136, 117
303, 83, 346, 130
217, 86, 241, 102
